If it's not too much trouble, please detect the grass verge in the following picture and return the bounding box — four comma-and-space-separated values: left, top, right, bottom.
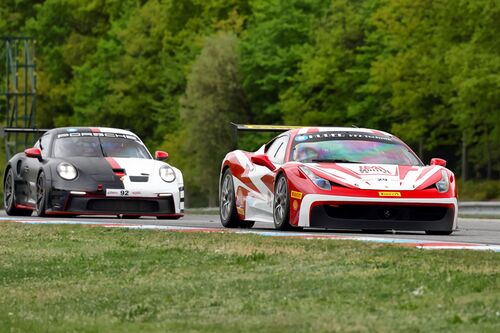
0, 223, 499, 333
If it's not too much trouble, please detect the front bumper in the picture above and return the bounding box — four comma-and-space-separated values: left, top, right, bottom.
46, 189, 183, 217
298, 194, 458, 231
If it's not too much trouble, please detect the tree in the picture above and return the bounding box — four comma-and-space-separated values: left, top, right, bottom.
239, 0, 328, 124
281, 0, 384, 128
180, 32, 250, 206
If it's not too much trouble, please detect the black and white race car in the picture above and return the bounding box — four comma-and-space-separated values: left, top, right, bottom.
3, 127, 184, 218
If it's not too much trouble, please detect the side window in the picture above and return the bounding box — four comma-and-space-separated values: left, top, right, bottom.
39, 135, 51, 158
266, 136, 289, 165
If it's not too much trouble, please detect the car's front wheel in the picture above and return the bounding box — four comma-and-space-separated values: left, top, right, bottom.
4, 168, 32, 216
273, 174, 293, 231
36, 172, 48, 217
219, 169, 254, 228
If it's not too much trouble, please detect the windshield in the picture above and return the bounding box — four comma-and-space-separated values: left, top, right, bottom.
53, 135, 151, 159
291, 133, 421, 166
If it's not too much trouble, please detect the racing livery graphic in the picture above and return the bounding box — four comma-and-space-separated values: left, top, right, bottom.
3, 127, 184, 218
219, 125, 457, 234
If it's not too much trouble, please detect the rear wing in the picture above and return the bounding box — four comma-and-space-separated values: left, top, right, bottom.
231, 123, 303, 132
1, 127, 50, 159
231, 123, 305, 149
0, 127, 50, 136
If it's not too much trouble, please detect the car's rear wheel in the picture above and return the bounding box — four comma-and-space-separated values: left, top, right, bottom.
219, 169, 254, 228
273, 174, 293, 231
4, 168, 32, 216
36, 172, 48, 217
425, 230, 453, 235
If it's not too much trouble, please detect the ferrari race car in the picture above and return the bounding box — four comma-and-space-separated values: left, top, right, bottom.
219, 125, 457, 234
3, 127, 184, 218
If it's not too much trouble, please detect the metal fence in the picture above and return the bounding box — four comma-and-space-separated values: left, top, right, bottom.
458, 202, 500, 218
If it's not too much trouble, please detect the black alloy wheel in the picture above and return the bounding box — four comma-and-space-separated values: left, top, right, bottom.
36, 172, 48, 217
4, 168, 32, 216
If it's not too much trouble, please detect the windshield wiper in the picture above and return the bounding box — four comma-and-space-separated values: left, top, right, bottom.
311, 159, 358, 163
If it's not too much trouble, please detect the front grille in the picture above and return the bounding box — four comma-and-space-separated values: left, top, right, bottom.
323, 204, 448, 221
87, 199, 159, 212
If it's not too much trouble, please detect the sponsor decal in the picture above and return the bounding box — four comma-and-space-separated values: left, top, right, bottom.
106, 189, 131, 197
294, 135, 309, 142
290, 191, 303, 200
378, 191, 401, 197
359, 165, 391, 175
57, 132, 139, 141
292, 131, 393, 143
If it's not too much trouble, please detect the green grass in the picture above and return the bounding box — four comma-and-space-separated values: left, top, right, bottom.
0, 223, 499, 333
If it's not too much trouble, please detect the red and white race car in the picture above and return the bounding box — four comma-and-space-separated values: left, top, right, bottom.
219, 125, 457, 234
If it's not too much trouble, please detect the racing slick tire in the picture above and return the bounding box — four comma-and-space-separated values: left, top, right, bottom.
219, 169, 254, 229
273, 174, 294, 231
3, 168, 32, 216
425, 230, 453, 235
36, 172, 48, 217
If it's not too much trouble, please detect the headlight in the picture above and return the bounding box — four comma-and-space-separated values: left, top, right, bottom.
299, 165, 331, 191
57, 162, 78, 180
436, 170, 449, 193
159, 165, 176, 183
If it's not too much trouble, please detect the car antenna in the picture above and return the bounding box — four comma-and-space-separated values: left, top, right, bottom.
351, 125, 359, 128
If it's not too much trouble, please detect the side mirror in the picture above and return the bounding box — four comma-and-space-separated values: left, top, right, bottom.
251, 154, 276, 171
24, 147, 42, 159
430, 158, 447, 167
155, 150, 169, 161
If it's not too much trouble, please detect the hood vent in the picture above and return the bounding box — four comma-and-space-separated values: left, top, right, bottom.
129, 175, 149, 182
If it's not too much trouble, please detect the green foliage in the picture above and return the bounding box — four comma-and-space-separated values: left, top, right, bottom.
458, 180, 500, 201
239, 0, 329, 124
1, 0, 499, 205
281, 0, 384, 128
179, 32, 250, 206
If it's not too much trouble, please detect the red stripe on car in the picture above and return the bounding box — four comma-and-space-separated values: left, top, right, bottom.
105, 157, 121, 169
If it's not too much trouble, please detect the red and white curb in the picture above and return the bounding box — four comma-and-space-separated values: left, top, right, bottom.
1, 218, 500, 252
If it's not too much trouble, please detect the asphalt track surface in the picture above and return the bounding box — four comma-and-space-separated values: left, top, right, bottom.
1, 210, 499, 246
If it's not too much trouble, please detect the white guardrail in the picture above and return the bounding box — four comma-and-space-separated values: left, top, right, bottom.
458, 202, 500, 217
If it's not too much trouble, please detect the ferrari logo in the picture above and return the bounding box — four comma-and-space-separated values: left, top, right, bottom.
378, 191, 401, 197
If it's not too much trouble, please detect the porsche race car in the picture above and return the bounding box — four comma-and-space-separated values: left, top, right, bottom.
3, 127, 184, 218
219, 125, 457, 234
